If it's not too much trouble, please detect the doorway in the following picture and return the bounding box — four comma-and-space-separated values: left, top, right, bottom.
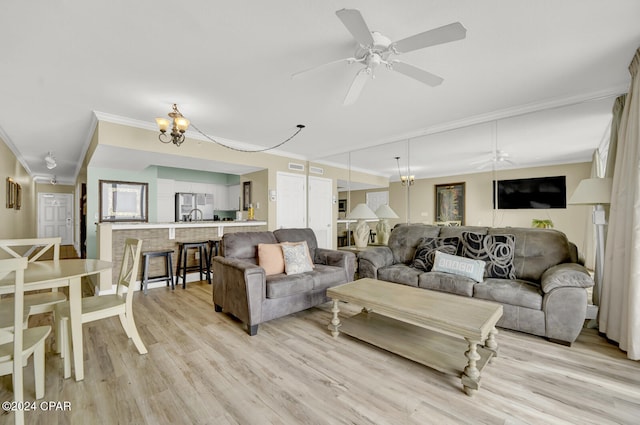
308, 176, 333, 249
38, 193, 74, 245
276, 172, 307, 229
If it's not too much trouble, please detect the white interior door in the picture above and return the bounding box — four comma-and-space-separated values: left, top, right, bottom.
38, 193, 74, 244
308, 176, 333, 249
276, 172, 306, 229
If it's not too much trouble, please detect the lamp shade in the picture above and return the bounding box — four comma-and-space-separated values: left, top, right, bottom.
375, 204, 399, 219
347, 203, 377, 220
568, 178, 612, 205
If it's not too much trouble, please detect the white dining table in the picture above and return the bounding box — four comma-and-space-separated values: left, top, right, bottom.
0, 259, 112, 381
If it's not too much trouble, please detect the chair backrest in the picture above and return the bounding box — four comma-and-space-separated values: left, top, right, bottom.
116, 238, 143, 300
0, 257, 28, 421
0, 237, 61, 262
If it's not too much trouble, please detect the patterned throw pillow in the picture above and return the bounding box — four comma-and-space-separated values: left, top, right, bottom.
432, 251, 486, 283
412, 237, 461, 272
281, 242, 314, 275
461, 232, 516, 279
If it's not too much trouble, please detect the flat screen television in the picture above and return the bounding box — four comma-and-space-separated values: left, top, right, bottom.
493, 176, 566, 209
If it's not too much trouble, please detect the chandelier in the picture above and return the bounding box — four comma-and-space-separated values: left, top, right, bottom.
395, 156, 414, 186
156, 104, 190, 146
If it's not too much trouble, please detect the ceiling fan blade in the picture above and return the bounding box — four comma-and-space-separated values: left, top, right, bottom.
336, 8, 374, 47
393, 22, 466, 54
392, 61, 443, 86
292, 57, 360, 78
343, 69, 369, 106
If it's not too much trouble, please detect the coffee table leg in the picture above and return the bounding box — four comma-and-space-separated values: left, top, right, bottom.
462, 338, 481, 396
485, 327, 499, 362
328, 299, 341, 338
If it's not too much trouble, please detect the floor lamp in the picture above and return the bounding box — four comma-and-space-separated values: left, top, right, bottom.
347, 203, 377, 249
568, 177, 612, 322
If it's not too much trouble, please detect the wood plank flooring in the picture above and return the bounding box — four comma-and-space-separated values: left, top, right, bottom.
1, 280, 639, 425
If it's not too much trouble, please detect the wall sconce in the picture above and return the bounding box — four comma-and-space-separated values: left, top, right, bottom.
395, 156, 414, 186
45, 152, 57, 170
156, 104, 190, 146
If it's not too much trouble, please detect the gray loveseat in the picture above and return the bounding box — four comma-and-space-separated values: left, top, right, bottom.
212, 228, 356, 335
358, 224, 594, 345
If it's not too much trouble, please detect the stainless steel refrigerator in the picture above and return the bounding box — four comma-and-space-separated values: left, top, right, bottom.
175, 192, 214, 221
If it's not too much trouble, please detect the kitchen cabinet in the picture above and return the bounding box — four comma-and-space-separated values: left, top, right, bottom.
228, 184, 241, 210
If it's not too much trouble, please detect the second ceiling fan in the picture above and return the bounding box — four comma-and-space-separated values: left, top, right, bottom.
294, 8, 467, 105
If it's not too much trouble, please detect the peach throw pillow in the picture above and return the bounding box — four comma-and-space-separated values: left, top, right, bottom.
258, 243, 285, 275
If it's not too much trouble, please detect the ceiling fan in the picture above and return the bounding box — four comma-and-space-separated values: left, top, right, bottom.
471, 150, 516, 170
293, 8, 466, 105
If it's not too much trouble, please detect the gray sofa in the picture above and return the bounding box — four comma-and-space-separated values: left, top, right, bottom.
358, 224, 594, 345
212, 228, 356, 335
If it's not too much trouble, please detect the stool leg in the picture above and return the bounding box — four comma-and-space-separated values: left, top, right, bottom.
175, 244, 183, 286
206, 245, 212, 285
142, 255, 150, 294
168, 253, 175, 290
182, 247, 188, 289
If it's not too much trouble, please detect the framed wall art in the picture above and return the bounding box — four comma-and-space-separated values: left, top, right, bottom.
15, 183, 21, 210
99, 180, 148, 222
6, 178, 15, 209
435, 182, 465, 225
243, 181, 252, 211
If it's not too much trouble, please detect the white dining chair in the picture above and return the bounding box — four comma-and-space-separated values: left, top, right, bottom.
56, 238, 147, 378
0, 257, 52, 425
0, 238, 67, 322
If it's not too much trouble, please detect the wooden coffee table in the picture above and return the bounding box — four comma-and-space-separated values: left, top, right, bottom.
326, 278, 503, 396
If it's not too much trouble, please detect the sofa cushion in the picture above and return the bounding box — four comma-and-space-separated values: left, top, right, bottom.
310, 264, 347, 291
473, 278, 543, 310
223, 231, 278, 261
266, 274, 314, 298
274, 228, 319, 261
388, 224, 441, 264
488, 228, 572, 283
411, 236, 460, 272
432, 251, 486, 283
460, 232, 516, 279
378, 264, 422, 287
282, 242, 314, 275
258, 243, 285, 276
418, 271, 475, 297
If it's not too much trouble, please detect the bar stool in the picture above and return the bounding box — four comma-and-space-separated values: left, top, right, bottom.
140, 250, 175, 294
207, 238, 221, 281
175, 241, 210, 288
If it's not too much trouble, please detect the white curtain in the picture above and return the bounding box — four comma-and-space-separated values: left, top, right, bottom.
600, 48, 640, 360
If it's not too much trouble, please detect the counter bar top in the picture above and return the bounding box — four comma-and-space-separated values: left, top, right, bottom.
107, 221, 267, 230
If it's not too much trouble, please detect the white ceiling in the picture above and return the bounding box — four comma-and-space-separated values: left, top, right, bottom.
1, 1, 639, 185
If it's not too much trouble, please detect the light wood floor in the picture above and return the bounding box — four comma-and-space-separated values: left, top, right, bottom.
1, 280, 639, 425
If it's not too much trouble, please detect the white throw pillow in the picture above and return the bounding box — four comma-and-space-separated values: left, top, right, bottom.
432, 251, 486, 283
281, 242, 314, 275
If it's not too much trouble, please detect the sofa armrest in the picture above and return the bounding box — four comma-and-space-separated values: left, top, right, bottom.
540, 263, 594, 293
357, 247, 394, 279
315, 248, 356, 282
212, 256, 265, 325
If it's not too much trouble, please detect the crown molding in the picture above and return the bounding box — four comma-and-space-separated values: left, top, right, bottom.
0, 124, 34, 176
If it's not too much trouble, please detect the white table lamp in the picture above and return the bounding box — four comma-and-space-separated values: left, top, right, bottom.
347, 203, 378, 248
568, 177, 612, 313
375, 204, 399, 245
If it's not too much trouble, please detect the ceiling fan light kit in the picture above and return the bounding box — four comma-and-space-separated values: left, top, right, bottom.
296, 8, 466, 105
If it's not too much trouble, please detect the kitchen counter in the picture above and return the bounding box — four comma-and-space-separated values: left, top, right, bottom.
96, 221, 267, 293
107, 220, 267, 232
